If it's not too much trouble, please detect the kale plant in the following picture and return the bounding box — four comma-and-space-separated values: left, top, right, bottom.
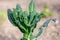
7, 0, 56, 40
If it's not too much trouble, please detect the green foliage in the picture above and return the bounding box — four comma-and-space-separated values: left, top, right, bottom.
7, 0, 56, 40
43, 4, 52, 17
0, 11, 6, 25
44, 8, 52, 17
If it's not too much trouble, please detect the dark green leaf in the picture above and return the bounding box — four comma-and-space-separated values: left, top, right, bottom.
35, 27, 43, 38
7, 9, 18, 26
29, 12, 36, 24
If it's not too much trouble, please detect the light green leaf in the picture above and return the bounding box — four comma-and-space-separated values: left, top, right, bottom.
29, 0, 36, 13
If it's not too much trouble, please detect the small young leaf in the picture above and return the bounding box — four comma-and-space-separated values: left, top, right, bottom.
43, 4, 52, 17
16, 4, 22, 12
16, 4, 23, 16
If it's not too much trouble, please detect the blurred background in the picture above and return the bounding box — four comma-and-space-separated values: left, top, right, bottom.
0, 0, 60, 40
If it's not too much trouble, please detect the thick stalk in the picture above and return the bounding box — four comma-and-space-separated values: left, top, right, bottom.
21, 32, 35, 40
21, 34, 31, 40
